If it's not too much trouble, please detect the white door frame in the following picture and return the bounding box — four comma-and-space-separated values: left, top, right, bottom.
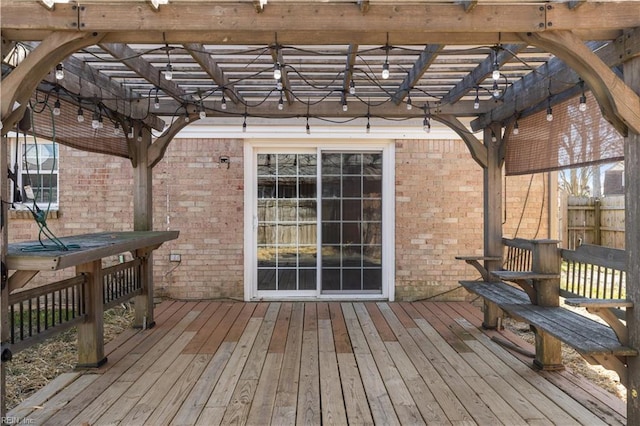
244, 139, 395, 301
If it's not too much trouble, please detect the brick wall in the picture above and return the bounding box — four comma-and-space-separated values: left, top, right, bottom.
8, 136, 547, 301
394, 139, 548, 301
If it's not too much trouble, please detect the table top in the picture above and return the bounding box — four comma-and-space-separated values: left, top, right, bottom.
7, 231, 179, 271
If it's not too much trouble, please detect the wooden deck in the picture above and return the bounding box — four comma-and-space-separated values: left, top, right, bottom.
8, 300, 626, 425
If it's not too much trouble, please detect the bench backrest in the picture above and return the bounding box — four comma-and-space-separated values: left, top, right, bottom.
560, 244, 626, 300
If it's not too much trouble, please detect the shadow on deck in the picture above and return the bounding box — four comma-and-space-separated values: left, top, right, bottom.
8, 300, 626, 425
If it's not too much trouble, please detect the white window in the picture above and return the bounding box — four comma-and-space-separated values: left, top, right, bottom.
10, 140, 59, 210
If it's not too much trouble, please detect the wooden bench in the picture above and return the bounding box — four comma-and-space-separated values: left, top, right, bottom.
458, 240, 637, 385
460, 280, 636, 381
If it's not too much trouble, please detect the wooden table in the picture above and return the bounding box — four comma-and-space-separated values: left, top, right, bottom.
6, 231, 179, 367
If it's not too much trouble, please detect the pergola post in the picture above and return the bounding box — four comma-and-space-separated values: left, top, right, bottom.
624, 54, 640, 424
133, 124, 155, 329
482, 124, 503, 329
1, 133, 10, 417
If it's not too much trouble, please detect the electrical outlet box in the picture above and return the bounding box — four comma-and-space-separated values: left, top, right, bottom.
170, 253, 181, 262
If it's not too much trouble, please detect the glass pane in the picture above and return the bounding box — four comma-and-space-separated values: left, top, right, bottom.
322, 153, 341, 175
258, 177, 276, 198
278, 177, 297, 198
298, 224, 316, 245
258, 200, 276, 221
363, 153, 382, 175
322, 246, 341, 267
277, 245, 297, 267
343, 199, 361, 221
298, 200, 316, 222
322, 269, 340, 291
278, 269, 297, 290
277, 154, 297, 175
363, 176, 382, 197
343, 223, 361, 244
298, 246, 317, 267
298, 154, 317, 175
322, 199, 340, 221
342, 245, 362, 267
363, 245, 382, 265
278, 224, 297, 246
362, 199, 381, 221
257, 224, 276, 245
299, 177, 317, 198
363, 269, 382, 290
258, 246, 276, 267
278, 200, 297, 221
362, 223, 382, 245
343, 153, 361, 175
322, 176, 341, 198
299, 269, 317, 290
343, 176, 361, 198
342, 269, 362, 290
258, 269, 276, 290
257, 154, 276, 175
322, 223, 341, 245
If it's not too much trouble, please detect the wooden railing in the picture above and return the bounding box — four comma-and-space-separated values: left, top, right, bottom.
7, 259, 142, 354
502, 238, 534, 271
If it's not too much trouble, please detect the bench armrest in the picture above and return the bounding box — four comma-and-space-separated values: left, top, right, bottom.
564, 298, 633, 309
491, 270, 559, 281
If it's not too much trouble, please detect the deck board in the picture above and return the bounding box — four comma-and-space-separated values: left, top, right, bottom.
9, 300, 626, 425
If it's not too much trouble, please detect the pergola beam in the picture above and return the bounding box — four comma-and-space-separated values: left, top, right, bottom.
99, 43, 187, 104
183, 43, 243, 105
2, 3, 638, 43
441, 43, 525, 105
519, 30, 640, 136
392, 44, 443, 105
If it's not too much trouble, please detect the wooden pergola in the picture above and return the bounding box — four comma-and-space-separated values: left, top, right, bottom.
1, 0, 640, 421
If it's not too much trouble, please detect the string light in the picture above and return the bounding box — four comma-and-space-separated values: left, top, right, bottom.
349, 80, 356, 95
53, 99, 61, 116
199, 108, 206, 120
91, 110, 100, 129
341, 94, 348, 112
273, 63, 282, 80
278, 92, 284, 110
366, 114, 371, 134
491, 48, 500, 81
154, 90, 160, 109
473, 87, 480, 110
76, 106, 84, 123
137, 129, 142, 142
492, 81, 500, 98
513, 119, 519, 135
276, 79, 283, 91
306, 116, 310, 134
114, 121, 121, 136
242, 114, 247, 132
381, 61, 390, 80
491, 130, 497, 142
220, 94, 227, 110
546, 97, 553, 122
579, 80, 587, 112
55, 63, 64, 80
423, 104, 431, 133
184, 110, 190, 122
164, 43, 173, 80
406, 92, 412, 110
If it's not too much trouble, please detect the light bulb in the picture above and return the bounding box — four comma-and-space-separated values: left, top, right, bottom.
491, 132, 497, 143
492, 81, 500, 98
53, 100, 61, 116
381, 62, 390, 80
342, 102, 348, 112
154, 95, 160, 109
423, 117, 431, 133
366, 121, 370, 134
164, 64, 173, 81
184, 113, 190, 123
242, 121, 247, 132
114, 122, 121, 136
306, 122, 310, 135
77, 107, 84, 123
221, 95, 227, 110
55, 63, 64, 80
349, 80, 356, 95
91, 111, 100, 129
546, 106, 553, 122
513, 121, 519, 135
406, 95, 412, 110
492, 67, 500, 81
199, 110, 206, 120
474, 97, 480, 110
579, 95, 587, 112
276, 79, 283, 91
278, 94, 284, 110
137, 131, 142, 142
273, 63, 282, 80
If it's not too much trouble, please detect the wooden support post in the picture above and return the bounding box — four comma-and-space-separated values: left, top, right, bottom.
75, 260, 106, 368
624, 54, 640, 424
531, 239, 563, 370
133, 124, 155, 329
482, 125, 503, 329
1, 132, 10, 416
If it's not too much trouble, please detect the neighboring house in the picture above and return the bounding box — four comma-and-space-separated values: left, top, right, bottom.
603, 162, 625, 196
8, 124, 548, 302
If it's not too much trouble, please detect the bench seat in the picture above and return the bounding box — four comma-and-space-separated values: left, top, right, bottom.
460, 280, 637, 357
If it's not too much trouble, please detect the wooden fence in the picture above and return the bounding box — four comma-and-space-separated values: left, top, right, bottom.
560, 195, 625, 249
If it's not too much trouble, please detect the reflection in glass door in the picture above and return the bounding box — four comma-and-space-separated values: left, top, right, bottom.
321, 153, 382, 292
257, 153, 318, 291
255, 150, 383, 295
